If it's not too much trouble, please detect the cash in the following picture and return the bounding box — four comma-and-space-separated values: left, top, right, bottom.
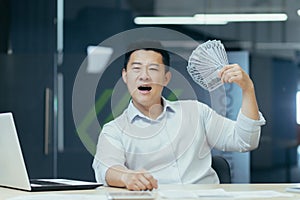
187, 40, 228, 92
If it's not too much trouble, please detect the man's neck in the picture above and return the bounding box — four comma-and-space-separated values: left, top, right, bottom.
133, 99, 164, 120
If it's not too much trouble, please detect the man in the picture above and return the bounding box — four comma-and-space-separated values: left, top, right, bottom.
92, 40, 265, 191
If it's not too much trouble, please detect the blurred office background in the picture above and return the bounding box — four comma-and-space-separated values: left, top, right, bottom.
0, 0, 300, 183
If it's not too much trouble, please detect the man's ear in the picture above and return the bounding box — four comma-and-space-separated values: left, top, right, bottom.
163, 71, 171, 86
122, 68, 127, 84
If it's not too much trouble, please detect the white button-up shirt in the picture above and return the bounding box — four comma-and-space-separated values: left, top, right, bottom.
93, 98, 265, 185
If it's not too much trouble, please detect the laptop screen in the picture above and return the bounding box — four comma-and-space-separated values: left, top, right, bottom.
0, 112, 32, 191
0, 112, 102, 191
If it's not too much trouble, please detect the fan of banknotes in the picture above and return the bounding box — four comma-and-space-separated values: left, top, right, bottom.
187, 40, 229, 92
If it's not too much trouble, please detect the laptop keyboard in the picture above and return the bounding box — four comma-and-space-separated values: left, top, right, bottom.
30, 180, 66, 186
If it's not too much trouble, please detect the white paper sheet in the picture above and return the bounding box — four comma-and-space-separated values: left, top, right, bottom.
159, 190, 198, 198
228, 190, 294, 198
159, 189, 231, 199
159, 189, 294, 199
7, 194, 106, 200
286, 186, 300, 193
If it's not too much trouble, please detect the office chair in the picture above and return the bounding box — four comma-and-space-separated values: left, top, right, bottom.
211, 156, 232, 183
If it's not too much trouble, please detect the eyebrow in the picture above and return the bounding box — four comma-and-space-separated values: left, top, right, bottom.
130, 62, 161, 66
130, 62, 143, 65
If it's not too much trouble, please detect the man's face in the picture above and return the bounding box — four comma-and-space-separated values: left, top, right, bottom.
122, 49, 171, 109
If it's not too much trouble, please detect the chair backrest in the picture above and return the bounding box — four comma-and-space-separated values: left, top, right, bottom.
211, 156, 231, 183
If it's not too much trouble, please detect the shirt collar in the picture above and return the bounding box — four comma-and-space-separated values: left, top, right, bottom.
127, 97, 175, 123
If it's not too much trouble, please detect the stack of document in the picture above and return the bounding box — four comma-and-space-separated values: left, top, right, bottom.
159, 188, 294, 199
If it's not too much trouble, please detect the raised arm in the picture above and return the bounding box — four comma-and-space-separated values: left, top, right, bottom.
218, 64, 259, 120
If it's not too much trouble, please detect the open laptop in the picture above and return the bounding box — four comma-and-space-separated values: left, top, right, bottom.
0, 112, 103, 192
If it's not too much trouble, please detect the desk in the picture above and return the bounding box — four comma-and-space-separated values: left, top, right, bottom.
1, 184, 300, 200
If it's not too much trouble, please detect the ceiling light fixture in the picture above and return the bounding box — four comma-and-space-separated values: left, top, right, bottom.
297, 9, 300, 16
194, 13, 288, 22
134, 16, 227, 25
134, 13, 287, 25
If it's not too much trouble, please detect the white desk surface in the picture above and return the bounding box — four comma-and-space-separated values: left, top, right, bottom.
1, 184, 300, 200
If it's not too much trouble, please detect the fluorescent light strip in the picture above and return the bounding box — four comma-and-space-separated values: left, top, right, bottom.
134, 16, 227, 25
134, 13, 287, 25
297, 91, 300, 124
194, 13, 288, 22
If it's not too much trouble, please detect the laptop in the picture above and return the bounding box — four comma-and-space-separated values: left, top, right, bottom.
0, 112, 103, 192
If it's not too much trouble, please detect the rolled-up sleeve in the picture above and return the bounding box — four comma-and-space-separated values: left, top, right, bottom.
236, 110, 266, 132
234, 110, 266, 150
203, 101, 266, 152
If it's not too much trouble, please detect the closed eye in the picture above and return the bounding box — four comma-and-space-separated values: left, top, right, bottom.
148, 64, 160, 71
132, 66, 141, 70
131, 63, 142, 72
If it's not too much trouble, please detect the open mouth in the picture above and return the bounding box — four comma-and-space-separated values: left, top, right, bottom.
138, 85, 152, 92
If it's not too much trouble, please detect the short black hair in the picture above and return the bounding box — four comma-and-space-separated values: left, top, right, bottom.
124, 40, 170, 71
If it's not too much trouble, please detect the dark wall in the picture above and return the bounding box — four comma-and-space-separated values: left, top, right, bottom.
64, 1, 135, 53
10, 0, 55, 53
251, 54, 298, 182
0, 0, 10, 53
